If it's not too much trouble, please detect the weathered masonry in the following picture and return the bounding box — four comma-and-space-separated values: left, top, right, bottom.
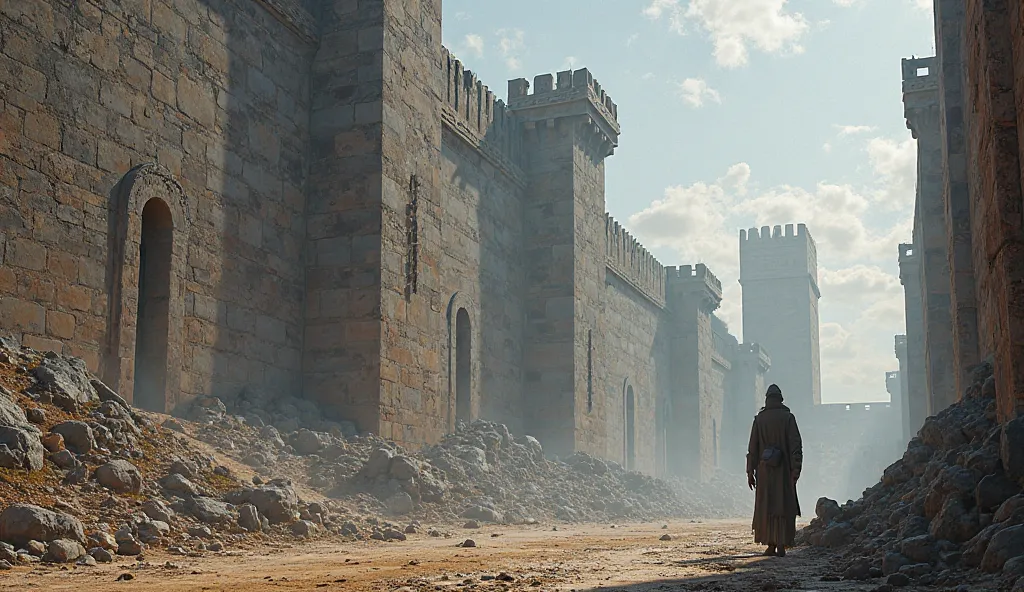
899, 1, 1024, 423
0, 0, 775, 479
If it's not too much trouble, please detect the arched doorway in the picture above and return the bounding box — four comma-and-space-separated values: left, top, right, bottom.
455, 307, 471, 423
132, 198, 173, 412
625, 384, 636, 470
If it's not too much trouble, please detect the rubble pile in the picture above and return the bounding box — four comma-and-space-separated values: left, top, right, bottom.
0, 338, 392, 569
0, 336, 749, 570
183, 393, 752, 525
799, 360, 1024, 590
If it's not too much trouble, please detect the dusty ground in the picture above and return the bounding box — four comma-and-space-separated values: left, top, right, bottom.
0, 520, 928, 592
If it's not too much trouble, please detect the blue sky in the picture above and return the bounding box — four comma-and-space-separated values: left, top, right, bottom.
440, 0, 935, 403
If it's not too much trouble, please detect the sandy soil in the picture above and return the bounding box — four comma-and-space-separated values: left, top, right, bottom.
0, 519, 923, 592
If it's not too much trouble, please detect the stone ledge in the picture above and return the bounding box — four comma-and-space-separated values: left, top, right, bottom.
605, 263, 667, 309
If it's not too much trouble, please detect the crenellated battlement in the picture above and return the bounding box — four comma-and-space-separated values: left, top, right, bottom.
665, 263, 724, 313
739, 223, 812, 242
440, 47, 525, 175
738, 223, 819, 293
507, 68, 618, 124
604, 214, 666, 306
506, 67, 620, 159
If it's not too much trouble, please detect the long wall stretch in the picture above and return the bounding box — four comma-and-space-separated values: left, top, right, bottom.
0, 0, 313, 413
1, 0, 767, 480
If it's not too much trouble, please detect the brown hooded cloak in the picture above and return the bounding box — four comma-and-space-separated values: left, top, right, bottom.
746, 390, 803, 547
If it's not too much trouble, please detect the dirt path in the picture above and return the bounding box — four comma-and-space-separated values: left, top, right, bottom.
0, 520, 899, 591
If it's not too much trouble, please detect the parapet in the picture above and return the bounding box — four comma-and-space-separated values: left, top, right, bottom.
739, 223, 813, 243
895, 334, 908, 358
665, 263, 723, 312
735, 342, 772, 373
506, 67, 619, 157
604, 214, 666, 306
440, 46, 525, 173
901, 56, 938, 93
738, 223, 819, 292
898, 243, 920, 285
886, 371, 901, 395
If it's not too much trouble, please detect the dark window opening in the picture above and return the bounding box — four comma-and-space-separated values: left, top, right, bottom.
625, 385, 635, 470
455, 308, 471, 423
133, 198, 173, 412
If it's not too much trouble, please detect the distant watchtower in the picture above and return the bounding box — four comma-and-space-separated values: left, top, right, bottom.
739, 224, 821, 416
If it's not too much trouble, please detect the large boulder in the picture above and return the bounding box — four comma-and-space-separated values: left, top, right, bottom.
0, 425, 44, 471
95, 460, 142, 494
981, 524, 1024, 572
45, 539, 85, 563
50, 421, 95, 455
0, 504, 85, 547
224, 480, 298, 524
31, 354, 97, 410
186, 497, 234, 524
996, 495, 1024, 523
0, 388, 28, 427
930, 497, 982, 543
977, 473, 1020, 513
815, 497, 842, 524
1002, 417, 1024, 484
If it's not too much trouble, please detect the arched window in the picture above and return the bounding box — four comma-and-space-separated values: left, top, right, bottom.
455, 307, 471, 423
624, 384, 635, 470
133, 198, 174, 412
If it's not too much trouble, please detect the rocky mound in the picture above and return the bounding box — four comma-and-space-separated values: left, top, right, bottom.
181, 386, 752, 525
799, 360, 1024, 591
0, 336, 749, 571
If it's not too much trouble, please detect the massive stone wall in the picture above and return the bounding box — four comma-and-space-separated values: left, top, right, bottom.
904, 1, 1024, 423
961, 0, 1024, 421
438, 124, 526, 432
1, 0, 744, 479
0, 0, 313, 412
601, 274, 667, 474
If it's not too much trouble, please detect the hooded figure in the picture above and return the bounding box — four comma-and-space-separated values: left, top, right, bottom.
746, 383, 803, 557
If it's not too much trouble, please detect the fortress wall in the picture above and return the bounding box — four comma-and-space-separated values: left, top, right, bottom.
599, 272, 669, 474
438, 124, 527, 433
0, 0, 314, 410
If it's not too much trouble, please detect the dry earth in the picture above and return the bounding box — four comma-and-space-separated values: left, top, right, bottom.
0, 520, 932, 592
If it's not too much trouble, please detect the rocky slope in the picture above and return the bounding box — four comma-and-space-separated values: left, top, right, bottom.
799, 360, 1024, 591
0, 336, 748, 571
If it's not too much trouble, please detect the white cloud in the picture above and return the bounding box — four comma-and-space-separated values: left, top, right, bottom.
833, 0, 858, 6
496, 28, 525, 71
912, 0, 931, 11
627, 33, 640, 47
675, 78, 722, 107
823, 142, 833, 153
563, 56, 578, 70
454, 11, 471, 21
644, 0, 809, 68
865, 137, 917, 210
642, 72, 657, 81
463, 34, 484, 58
835, 124, 876, 137
626, 135, 915, 402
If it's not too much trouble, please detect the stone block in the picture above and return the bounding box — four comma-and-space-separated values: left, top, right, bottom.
46, 310, 76, 340
22, 334, 64, 354
176, 75, 215, 128
23, 110, 60, 149
0, 297, 44, 333
6, 239, 46, 271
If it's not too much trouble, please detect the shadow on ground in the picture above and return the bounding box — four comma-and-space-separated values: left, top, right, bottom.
575, 545, 886, 592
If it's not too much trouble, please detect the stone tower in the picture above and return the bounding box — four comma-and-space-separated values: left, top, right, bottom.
739, 224, 821, 416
